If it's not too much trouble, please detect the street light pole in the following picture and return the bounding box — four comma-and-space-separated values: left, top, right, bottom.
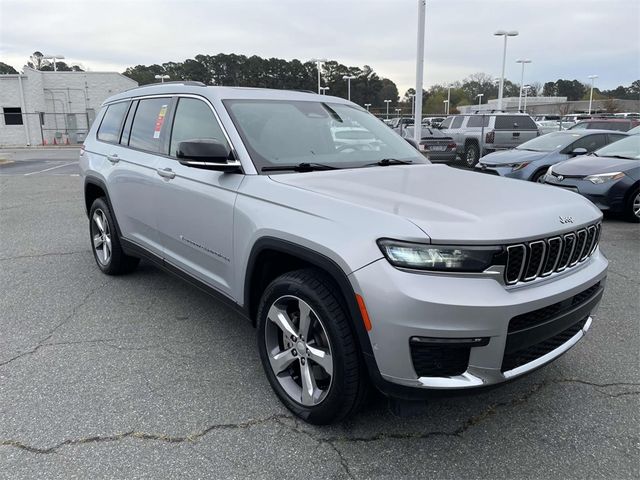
477, 93, 484, 106
342, 75, 356, 101
446, 84, 452, 115
587, 75, 598, 115
516, 59, 532, 111
409, 93, 416, 116
443, 100, 449, 114
310, 58, 328, 94
494, 30, 518, 110
523, 85, 531, 111
43, 55, 65, 72
364, 103, 371, 111
319, 87, 330, 95
414, 0, 426, 143
154, 74, 170, 83
384, 99, 392, 119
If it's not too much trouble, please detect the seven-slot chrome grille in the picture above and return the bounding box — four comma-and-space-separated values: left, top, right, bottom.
504, 224, 600, 285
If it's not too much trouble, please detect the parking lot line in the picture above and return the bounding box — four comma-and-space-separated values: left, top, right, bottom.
23, 162, 78, 176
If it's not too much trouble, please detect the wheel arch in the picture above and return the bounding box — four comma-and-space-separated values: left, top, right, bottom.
244, 237, 375, 358
84, 176, 124, 238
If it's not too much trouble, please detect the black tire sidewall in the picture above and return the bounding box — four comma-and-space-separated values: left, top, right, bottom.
256, 271, 359, 424
89, 198, 136, 274
626, 188, 640, 223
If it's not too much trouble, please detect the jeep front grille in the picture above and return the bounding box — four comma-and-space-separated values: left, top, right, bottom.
504, 224, 600, 285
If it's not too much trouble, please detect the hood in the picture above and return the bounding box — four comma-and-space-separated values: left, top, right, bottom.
270, 164, 601, 244
554, 155, 639, 176
479, 148, 549, 166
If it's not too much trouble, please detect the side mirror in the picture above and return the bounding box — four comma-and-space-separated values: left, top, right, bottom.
404, 137, 419, 149
177, 139, 240, 171
571, 147, 588, 156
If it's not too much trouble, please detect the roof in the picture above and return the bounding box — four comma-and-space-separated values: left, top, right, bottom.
104, 83, 353, 106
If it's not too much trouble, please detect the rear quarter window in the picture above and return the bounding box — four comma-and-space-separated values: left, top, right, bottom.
97, 101, 129, 143
467, 116, 490, 128
494, 116, 537, 130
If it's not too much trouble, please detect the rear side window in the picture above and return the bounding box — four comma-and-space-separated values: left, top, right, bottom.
467, 116, 490, 128
495, 115, 537, 130
97, 102, 129, 143
450, 116, 464, 128
169, 98, 229, 157
129, 98, 171, 153
608, 133, 626, 143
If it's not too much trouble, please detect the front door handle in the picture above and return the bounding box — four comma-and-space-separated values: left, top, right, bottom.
106, 154, 119, 164
156, 168, 176, 180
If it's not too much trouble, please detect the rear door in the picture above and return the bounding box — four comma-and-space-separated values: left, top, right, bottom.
98, 98, 169, 255
493, 115, 538, 149
154, 95, 243, 297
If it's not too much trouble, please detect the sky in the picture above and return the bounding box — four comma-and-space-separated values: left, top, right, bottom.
1, 0, 638, 94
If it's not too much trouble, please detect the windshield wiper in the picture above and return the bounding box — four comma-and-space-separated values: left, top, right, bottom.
261, 162, 340, 172
364, 158, 414, 167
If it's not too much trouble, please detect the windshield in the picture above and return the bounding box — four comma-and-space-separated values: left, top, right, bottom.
224, 100, 426, 171
593, 135, 640, 160
515, 132, 584, 152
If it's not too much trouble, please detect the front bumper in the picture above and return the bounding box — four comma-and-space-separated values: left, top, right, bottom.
476, 163, 537, 180
543, 175, 632, 213
349, 250, 607, 392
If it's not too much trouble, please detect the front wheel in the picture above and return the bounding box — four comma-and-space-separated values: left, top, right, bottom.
625, 188, 640, 223
464, 143, 480, 167
256, 269, 367, 424
531, 169, 547, 183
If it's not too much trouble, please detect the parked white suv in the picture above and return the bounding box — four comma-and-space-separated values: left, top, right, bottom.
80, 83, 608, 424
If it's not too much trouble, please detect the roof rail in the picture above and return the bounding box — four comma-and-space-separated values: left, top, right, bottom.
146, 81, 207, 87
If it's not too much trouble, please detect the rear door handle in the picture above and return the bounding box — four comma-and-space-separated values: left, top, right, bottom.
156, 168, 176, 180
106, 154, 119, 164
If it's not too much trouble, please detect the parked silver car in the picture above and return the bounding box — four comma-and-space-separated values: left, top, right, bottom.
440, 113, 540, 167
80, 83, 608, 424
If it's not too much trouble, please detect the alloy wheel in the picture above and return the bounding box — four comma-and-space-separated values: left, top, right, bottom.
634, 192, 640, 218
264, 295, 333, 406
91, 209, 112, 265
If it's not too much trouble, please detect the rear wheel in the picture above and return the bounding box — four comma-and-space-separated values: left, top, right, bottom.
464, 143, 480, 167
89, 198, 140, 274
257, 269, 367, 424
625, 188, 640, 223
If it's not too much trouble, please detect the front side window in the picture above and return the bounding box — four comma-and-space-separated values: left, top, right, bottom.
129, 98, 170, 153
169, 98, 229, 157
570, 134, 607, 152
440, 117, 453, 129
97, 101, 129, 143
224, 100, 425, 172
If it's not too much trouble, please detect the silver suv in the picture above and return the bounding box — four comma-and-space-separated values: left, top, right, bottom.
80, 83, 608, 424
440, 112, 540, 167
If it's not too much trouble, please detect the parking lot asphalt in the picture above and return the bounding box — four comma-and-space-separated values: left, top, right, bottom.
0, 150, 638, 479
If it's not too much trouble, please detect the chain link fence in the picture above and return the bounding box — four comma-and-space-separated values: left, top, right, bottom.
16, 111, 95, 145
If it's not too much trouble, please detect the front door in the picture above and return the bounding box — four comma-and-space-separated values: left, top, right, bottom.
154, 96, 242, 297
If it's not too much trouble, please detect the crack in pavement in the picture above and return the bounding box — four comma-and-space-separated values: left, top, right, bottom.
0, 376, 637, 479
0, 280, 111, 368
0, 250, 89, 262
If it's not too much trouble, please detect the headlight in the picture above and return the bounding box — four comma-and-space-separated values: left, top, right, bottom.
377, 239, 504, 272
546, 165, 554, 175
585, 172, 625, 184
509, 162, 530, 171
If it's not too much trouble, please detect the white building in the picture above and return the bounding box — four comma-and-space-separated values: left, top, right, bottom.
0, 67, 137, 146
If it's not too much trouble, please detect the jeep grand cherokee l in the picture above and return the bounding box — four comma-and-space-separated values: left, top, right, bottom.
80, 83, 608, 424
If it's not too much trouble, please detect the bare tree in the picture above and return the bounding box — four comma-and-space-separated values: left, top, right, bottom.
28, 51, 44, 70
558, 102, 572, 116
602, 98, 620, 113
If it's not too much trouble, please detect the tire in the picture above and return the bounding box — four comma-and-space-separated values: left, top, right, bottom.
531, 169, 547, 183
89, 197, 140, 275
256, 268, 368, 424
625, 188, 640, 223
464, 142, 480, 167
